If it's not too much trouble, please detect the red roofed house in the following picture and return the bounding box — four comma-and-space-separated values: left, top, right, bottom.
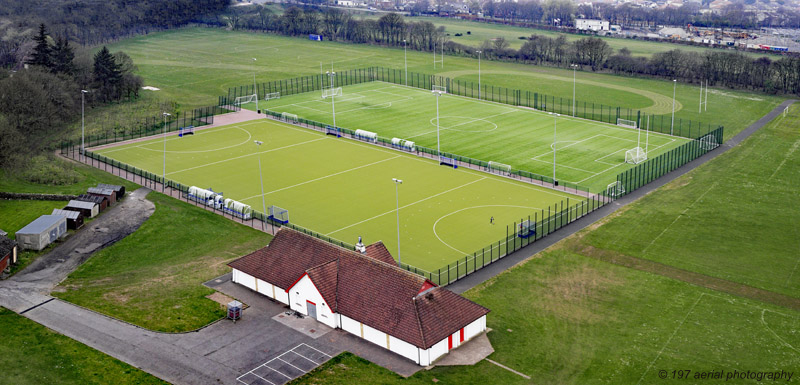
229, 228, 489, 366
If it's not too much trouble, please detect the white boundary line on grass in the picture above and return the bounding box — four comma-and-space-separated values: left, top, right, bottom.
432, 204, 544, 255
637, 293, 705, 385
166, 137, 327, 176
325, 177, 487, 236
760, 309, 800, 354
240, 155, 401, 200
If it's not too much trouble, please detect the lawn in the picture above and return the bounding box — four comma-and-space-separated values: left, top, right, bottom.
53, 192, 271, 332
0, 200, 69, 238
263, 81, 690, 191
91, 118, 583, 274
0, 307, 167, 385
104, 27, 783, 138
0, 156, 138, 195
580, 102, 800, 299
291, 250, 800, 385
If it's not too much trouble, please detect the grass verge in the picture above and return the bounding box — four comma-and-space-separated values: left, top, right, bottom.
53, 192, 270, 332
0, 307, 167, 385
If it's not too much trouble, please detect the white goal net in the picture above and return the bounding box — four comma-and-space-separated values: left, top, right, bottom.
264, 92, 280, 101
234, 94, 257, 106
606, 181, 625, 198
268, 205, 289, 224
625, 147, 647, 164
432, 85, 447, 93
617, 118, 638, 129
322, 87, 342, 99
488, 161, 512, 174
281, 112, 298, 123
699, 134, 719, 151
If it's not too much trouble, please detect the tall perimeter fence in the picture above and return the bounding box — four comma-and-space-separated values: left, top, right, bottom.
228, 66, 721, 140
59, 69, 725, 287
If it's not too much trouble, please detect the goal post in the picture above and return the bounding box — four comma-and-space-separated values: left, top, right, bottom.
280, 112, 299, 124
488, 161, 512, 174
617, 118, 638, 129
606, 181, 626, 198
517, 220, 536, 239
432, 85, 447, 93
268, 205, 289, 224
234, 94, 257, 106
699, 134, 719, 151
264, 92, 280, 101
625, 147, 647, 164
322, 87, 342, 99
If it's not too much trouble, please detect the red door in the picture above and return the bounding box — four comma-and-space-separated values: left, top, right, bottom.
460, 328, 465, 343
448, 335, 453, 350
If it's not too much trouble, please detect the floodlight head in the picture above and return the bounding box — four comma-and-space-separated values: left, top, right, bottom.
254, 140, 263, 145
163, 112, 171, 116
393, 178, 403, 184
252, 58, 257, 61
81, 89, 88, 93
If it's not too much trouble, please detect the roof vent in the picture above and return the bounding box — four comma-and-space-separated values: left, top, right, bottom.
355, 236, 366, 254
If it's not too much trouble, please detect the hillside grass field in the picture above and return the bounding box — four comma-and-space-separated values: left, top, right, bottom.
261, 81, 690, 192
54, 193, 270, 332
105, 28, 783, 139
0, 308, 168, 385
92, 118, 584, 273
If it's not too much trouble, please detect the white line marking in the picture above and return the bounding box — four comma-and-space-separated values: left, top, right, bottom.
761, 309, 800, 354
637, 293, 704, 385
263, 364, 292, 379
326, 177, 487, 236
241, 155, 400, 201
167, 137, 326, 176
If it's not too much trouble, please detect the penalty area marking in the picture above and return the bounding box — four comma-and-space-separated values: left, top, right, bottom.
428, 116, 498, 133
433, 205, 543, 255
133, 126, 253, 154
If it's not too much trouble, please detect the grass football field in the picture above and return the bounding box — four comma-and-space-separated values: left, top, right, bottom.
93, 118, 584, 272
260, 81, 690, 192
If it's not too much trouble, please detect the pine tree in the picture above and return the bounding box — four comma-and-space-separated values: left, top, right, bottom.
27, 24, 52, 68
93, 46, 121, 101
51, 36, 75, 75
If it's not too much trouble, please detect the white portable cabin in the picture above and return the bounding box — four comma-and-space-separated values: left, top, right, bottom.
15, 215, 68, 251
223, 199, 252, 220
187, 186, 224, 209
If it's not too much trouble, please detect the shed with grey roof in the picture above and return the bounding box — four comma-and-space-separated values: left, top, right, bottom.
52, 209, 84, 230
65, 200, 99, 218
97, 183, 125, 200
16, 215, 68, 251
76, 194, 107, 212
87, 187, 116, 206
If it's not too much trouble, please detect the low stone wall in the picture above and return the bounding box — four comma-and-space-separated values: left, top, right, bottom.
0, 192, 77, 201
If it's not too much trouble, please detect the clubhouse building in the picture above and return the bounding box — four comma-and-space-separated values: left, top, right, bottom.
229, 228, 489, 366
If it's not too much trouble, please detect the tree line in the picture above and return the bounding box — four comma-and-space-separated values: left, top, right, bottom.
227, 6, 800, 95
0, 0, 230, 68
0, 24, 143, 168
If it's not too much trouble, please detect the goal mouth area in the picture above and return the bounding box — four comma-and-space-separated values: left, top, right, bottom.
234, 94, 258, 106
517, 220, 536, 239
625, 147, 647, 164
606, 181, 626, 198
616, 118, 638, 129
322, 87, 342, 99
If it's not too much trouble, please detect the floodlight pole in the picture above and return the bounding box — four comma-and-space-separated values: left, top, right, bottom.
671, 79, 676, 135
571, 64, 578, 117
327, 71, 337, 129
477, 50, 482, 100
255, 140, 267, 231
433, 90, 443, 156
404, 39, 408, 86
81, 89, 88, 161
162, 112, 171, 193
553, 114, 557, 184
392, 178, 403, 265
253, 58, 259, 113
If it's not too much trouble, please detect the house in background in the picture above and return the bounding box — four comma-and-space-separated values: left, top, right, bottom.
229, 229, 489, 366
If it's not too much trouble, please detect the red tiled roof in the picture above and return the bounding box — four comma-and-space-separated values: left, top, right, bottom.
228, 228, 345, 289
229, 228, 489, 349
364, 241, 396, 266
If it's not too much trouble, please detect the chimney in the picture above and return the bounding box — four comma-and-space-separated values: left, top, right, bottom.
355, 236, 366, 254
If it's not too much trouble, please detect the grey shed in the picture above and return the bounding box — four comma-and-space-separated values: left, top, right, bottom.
65, 199, 99, 218
15, 215, 68, 251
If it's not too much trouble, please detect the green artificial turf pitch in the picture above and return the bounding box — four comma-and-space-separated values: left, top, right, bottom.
94, 118, 584, 272
260, 81, 691, 192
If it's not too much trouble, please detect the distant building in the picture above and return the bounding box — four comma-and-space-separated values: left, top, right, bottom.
576, 19, 610, 32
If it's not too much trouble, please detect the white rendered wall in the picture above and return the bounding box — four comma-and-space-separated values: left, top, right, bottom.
288, 275, 336, 328
232, 269, 257, 291
340, 315, 421, 365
